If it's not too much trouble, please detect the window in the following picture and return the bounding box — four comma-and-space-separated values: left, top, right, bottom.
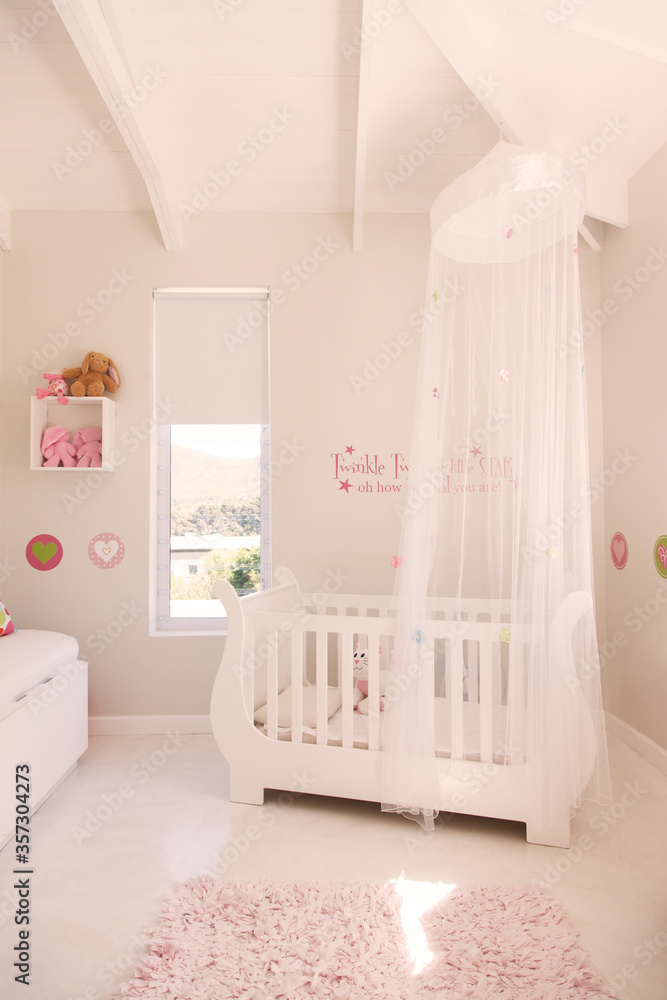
152, 289, 271, 632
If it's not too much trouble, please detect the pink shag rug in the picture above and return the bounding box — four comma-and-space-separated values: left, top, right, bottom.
115, 877, 615, 999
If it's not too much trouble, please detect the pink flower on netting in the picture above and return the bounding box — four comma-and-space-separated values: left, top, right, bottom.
433, 387, 440, 398
573, 242, 579, 254
499, 369, 510, 383
391, 555, 402, 568
502, 227, 514, 239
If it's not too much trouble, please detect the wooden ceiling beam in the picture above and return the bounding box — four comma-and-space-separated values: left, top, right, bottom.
352, 0, 375, 252
579, 216, 605, 252
98, 0, 139, 84
56, 0, 183, 252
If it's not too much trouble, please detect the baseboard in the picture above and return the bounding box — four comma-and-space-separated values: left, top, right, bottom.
88, 715, 213, 736
605, 712, 667, 776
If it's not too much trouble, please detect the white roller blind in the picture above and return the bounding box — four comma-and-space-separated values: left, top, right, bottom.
153, 287, 270, 424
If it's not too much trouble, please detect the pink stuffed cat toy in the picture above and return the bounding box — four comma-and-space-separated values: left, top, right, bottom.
353, 644, 387, 714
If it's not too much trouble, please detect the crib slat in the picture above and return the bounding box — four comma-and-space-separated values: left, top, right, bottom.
479, 640, 493, 763
340, 631, 354, 749
449, 637, 465, 759
506, 640, 524, 764
291, 631, 303, 744
316, 630, 328, 745
336, 630, 343, 688
266, 630, 279, 741
367, 638, 381, 751
492, 642, 503, 705
466, 638, 479, 704
422, 639, 435, 752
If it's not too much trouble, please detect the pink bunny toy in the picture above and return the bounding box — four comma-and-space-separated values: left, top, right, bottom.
41, 425, 77, 467
73, 426, 103, 468
36, 373, 69, 405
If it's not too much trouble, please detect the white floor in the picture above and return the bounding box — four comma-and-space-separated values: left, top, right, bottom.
0, 732, 665, 1000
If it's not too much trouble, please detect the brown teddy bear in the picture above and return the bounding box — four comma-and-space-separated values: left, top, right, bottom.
62, 352, 120, 397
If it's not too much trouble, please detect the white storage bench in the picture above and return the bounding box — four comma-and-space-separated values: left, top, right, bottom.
0, 630, 88, 849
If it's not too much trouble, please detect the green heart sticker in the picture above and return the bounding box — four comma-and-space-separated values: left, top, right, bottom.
32, 541, 57, 565
26, 534, 63, 571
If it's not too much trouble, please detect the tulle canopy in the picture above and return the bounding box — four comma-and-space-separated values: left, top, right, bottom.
381, 140, 610, 834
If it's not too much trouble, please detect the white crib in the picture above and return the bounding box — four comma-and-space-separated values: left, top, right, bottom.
210, 570, 597, 848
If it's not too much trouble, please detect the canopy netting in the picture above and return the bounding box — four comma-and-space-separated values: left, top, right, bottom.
381, 140, 611, 835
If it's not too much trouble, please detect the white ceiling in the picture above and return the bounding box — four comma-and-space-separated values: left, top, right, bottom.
1, 0, 666, 251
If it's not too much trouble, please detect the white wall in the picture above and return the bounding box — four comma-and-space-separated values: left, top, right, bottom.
0, 210, 428, 721
599, 141, 667, 750
0, 208, 604, 726
0, 248, 3, 560
579, 242, 607, 644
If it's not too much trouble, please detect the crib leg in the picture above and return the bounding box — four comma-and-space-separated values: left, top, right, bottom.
525, 818, 571, 849
230, 774, 265, 806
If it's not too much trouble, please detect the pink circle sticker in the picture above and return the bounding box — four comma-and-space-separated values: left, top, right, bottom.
654, 535, 667, 579
610, 532, 628, 570
26, 533, 63, 571
89, 532, 125, 569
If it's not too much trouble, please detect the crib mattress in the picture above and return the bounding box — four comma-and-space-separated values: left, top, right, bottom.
258, 697, 516, 762
0, 629, 80, 707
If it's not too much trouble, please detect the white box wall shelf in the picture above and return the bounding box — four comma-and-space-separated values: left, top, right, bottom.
30, 396, 116, 471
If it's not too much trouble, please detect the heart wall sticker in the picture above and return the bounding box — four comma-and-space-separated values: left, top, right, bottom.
610, 531, 628, 570
89, 532, 125, 569
26, 534, 63, 571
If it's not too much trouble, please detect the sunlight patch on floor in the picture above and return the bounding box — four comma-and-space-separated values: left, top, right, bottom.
393, 877, 456, 974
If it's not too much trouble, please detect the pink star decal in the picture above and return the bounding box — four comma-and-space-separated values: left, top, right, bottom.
470, 446, 482, 457
338, 479, 352, 493
344, 445, 355, 454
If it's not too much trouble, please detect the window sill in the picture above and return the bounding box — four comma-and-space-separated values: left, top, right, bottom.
150, 627, 228, 637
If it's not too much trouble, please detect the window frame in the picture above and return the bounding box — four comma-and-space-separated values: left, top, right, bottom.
150, 286, 271, 636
